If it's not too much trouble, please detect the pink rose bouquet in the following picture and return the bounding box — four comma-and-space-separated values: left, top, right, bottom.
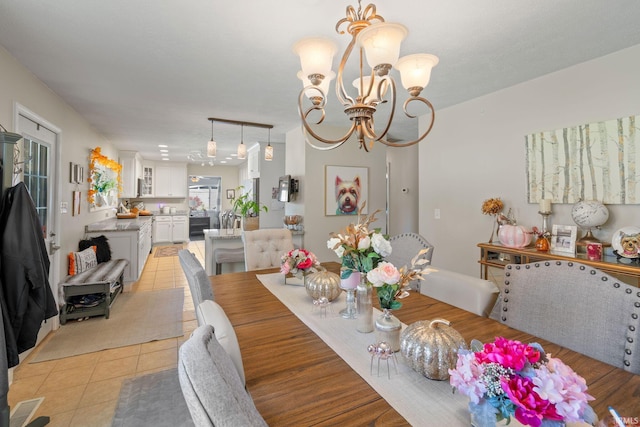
280, 248, 320, 279
366, 249, 430, 310
449, 337, 596, 427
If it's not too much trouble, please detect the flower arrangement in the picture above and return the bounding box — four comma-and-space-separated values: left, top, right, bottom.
87, 147, 123, 205
366, 249, 430, 310
280, 248, 320, 279
481, 198, 504, 216
327, 203, 392, 278
449, 337, 596, 427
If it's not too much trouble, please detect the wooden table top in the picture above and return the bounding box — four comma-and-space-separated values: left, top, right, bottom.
209, 263, 640, 426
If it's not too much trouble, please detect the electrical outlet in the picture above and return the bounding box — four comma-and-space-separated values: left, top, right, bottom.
434, 208, 441, 219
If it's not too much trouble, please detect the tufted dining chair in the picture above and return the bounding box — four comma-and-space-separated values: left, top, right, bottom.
242, 229, 294, 271
384, 232, 434, 291
495, 261, 640, 374
178, 249, 214, 308
178, 325, 267, 427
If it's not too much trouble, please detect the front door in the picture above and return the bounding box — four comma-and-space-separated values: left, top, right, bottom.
16, 110, 60, 349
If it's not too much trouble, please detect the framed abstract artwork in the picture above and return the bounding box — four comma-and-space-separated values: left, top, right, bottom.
325, 165, 368, 216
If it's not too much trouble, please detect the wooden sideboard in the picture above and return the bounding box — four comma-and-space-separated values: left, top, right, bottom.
478, 242, 640, 286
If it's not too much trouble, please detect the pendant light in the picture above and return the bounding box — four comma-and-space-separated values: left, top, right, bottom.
265, 128, 273, 161
237, 124, 247, 160
207, 118, 216, 158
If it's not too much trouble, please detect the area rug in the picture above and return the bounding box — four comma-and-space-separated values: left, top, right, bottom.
154, 244, 184, 258
31, 288, 184, 363
112, 368, 193, 427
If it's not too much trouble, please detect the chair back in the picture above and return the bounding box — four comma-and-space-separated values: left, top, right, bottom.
178, 250, 214, 308
385, 233, 434, 290
242, 229, 294, 271
196, 300, 246, 386
498, 261, 640, 374
178, 325, 267, 427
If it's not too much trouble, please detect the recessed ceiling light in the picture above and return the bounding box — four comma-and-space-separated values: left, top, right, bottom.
158, 144, 168, 148
160, 149, 169, 153
230, 153, 237, 157
220, 160, 227, 164
162, 158, 170, 161
161, 153, 169, 157
225, 157, 232, 160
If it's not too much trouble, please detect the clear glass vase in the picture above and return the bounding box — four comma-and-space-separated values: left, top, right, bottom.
374, 309, 401, 351
356, 275, 373, 333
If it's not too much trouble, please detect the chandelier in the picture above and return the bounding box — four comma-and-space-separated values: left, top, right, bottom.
294, 1, 439, 151
207, 117, 274, 161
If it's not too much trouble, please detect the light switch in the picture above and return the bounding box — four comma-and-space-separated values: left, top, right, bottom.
434, 208, 440, 219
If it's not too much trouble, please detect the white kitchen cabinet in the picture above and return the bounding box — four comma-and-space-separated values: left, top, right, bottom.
153, 215, 173, 243
172, 215, 188, 242
119, 151, 142, 198
155, 163, 187, 197
153, 215, 188, 243
86, 218, 153, 284
141, 162, 154, 197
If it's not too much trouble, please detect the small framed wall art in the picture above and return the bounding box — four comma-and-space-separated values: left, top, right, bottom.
550, 224, 578, 253
226, 189, 235, 199
324, 165, 368, 216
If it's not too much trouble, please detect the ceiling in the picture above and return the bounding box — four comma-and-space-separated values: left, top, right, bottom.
1, 1, 640, 166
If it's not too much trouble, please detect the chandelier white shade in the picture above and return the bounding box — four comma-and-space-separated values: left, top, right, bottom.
265, 128, 273, 161
356, 22, 407, 70
207, 118, 217, 158
294, 1, 439, 151
207, 140, 216, 157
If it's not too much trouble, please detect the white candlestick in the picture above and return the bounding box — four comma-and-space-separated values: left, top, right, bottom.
539, 199, 551, 213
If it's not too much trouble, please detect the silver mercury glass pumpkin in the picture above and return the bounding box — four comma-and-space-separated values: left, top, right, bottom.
400, 319, 467, 380
304, 269, 342, 302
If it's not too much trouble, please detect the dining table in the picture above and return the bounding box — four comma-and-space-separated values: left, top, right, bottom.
209, 263, 639, 426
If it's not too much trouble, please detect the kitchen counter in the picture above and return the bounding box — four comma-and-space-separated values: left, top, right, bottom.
85, 216, 153, 232
150, 210, 188, 216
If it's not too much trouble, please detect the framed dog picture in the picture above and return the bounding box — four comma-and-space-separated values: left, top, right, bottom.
325, 165, 368, 216
550, 224, 578, 253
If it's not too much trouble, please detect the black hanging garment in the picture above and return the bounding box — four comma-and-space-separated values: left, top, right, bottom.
0, 182, 57, 368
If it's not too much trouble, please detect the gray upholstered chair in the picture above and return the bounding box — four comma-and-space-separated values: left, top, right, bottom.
196, 300, 246, 386
494, 261, 640, 374
384, 232, 434, 291
242, 228, 294, 271
178, 249, 214, 308
178, 325, 267, 427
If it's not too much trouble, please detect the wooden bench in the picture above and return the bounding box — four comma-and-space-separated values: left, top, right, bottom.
59, 259, 129, 324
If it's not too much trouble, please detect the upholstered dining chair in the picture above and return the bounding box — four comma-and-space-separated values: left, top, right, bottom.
242, 228, 294, 271
496, 261, 640, 374
196, 300, 246, 386
178, 249, 214, 308
384, 232, 434, 291
178, 325, 267, 427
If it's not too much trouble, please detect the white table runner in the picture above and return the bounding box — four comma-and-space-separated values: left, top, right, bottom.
256, 273, 471, 426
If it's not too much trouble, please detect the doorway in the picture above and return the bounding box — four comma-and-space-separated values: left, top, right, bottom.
188, 176, 222, 238
16, 107, 61, 350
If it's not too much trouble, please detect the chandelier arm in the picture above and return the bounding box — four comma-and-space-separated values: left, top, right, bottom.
299, 91, 358, 145
298, 86, 329, 125
302, 126, 351, 151
377, 97, 436, 148
335, 36, 358, 107
364, 76, 397, 142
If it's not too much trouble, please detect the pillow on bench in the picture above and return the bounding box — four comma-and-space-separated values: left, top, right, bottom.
68, 246, 97, 276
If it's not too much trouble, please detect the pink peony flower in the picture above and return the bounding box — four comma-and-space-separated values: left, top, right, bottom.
476, 337, 540, 371
502, 376, 561, 427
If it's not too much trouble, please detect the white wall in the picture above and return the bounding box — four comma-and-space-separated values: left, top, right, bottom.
419, 43, 640, 276
285, 126, 388, 263
0, 44, 118, 299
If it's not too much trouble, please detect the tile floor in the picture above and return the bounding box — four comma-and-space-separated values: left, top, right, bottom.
8, 240, 205, 427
